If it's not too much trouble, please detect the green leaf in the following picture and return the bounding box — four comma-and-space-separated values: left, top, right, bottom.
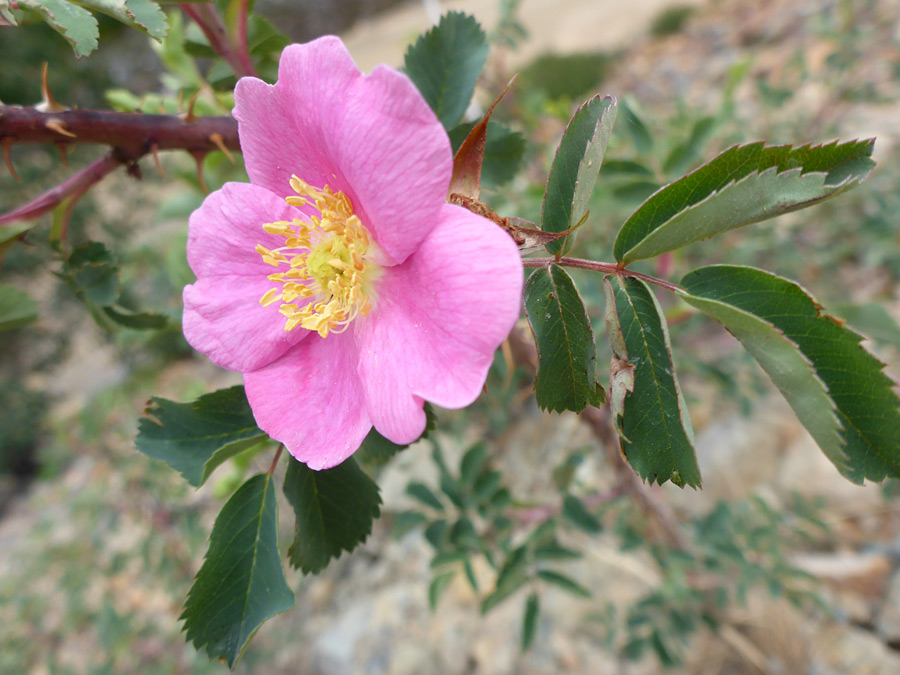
534, 542, 582, 560
481, 546, 529, 614
561, 495, 602, 533
537, 569, 591, 598
680, 265, 900, 483
832, 303, 900, 350
136, 386, 266, 487
619, 100, 654, 155
103, 305, 169, 330
406, 481, 445, 511
459, 443, 487, 486
604, 276, 700, 487
403, 11, 489, 130
448, 121, 527, 188
662, 116, 716, 176
75, 0, 167, 39
424, 519, 448, 549
524, 266, 604, 413
614, 139, 875, 263
542, 95, 617, 255
18, 0, 99, 56
428, 571, 455, 611
283, 456, 382, 574
181, 473, 295, 669
679, 274, 844, 474
521, 592, 540, 651
0, 285, 38, 332
356, 403, 435, 466
62, 241, 120, 306
599, 159, 655, 178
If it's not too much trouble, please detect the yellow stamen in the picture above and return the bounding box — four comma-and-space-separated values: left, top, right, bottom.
256, 176, 379, 336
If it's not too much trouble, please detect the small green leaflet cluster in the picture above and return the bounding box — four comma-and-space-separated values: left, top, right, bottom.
136, 385, 398, 667
9, 0, 168, 57
603, 495, 827, 666
398, 443, 600, 651
526, 91, 897, 486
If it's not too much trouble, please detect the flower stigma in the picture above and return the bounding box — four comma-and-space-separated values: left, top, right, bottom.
256, 176, 378, 337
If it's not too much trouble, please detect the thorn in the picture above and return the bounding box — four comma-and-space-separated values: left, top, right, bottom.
209, 133, 234, 163
36, 62, 69, 113
182, 90, 201, 124
1, 138, 20, 181
191, 150, 209, 194
150, 143, 166, 178
45, 118, 76, 138
56, 142, 69, 168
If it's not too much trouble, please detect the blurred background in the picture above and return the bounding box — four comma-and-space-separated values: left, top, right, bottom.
3, 0, 900, 672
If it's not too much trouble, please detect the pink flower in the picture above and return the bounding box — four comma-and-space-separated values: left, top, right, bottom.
182, 37, 523, 469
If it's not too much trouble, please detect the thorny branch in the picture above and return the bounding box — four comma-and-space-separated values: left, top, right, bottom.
0, 106, 238, 226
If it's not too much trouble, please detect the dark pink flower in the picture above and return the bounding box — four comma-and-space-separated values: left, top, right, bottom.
182, 37, 523, 469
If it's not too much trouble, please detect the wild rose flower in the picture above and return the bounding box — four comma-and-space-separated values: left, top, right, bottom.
182, 37, 523, 469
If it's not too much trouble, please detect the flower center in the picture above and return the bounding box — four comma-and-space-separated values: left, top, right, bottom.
257, 176, 377, 337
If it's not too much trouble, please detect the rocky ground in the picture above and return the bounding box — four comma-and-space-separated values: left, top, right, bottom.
3, 0, 900, 673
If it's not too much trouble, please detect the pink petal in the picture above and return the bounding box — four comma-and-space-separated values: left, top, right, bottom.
244, 331, 372, 470
331, 64, 452, 265
357, 205, 523, 444
233, 37, 451, 265
233, 39, 357, 200
186, 182, 303, 279
183, 275, 308, 373
182, 182, 311, 372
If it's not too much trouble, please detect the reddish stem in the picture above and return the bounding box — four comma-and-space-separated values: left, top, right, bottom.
0, 152, 121, 225
513, 485, 626, 525
180, 3, 257, 79
523, 256, 683, 293
235, 0, 257, 79
268, 445, 284, 475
